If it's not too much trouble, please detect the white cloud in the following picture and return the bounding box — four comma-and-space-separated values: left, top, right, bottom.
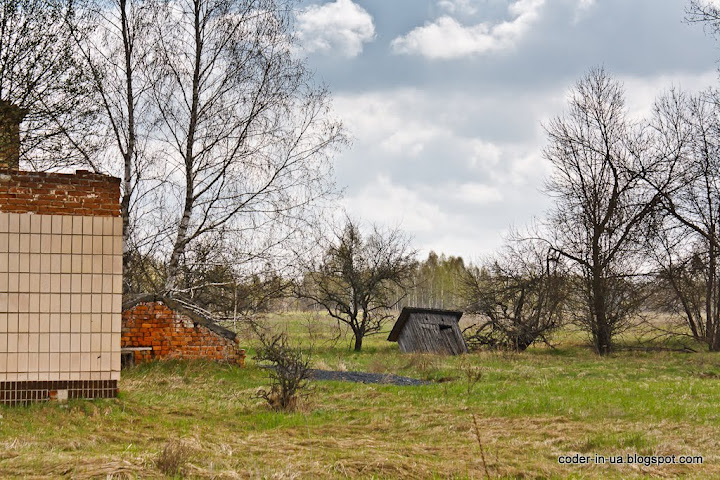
342, 175, 443, 233
342, 175, 506, 259
620, 71, 718, 121
332, 88, 556, 259
438, 0, 479, 16
576, 0, 595, 10
391, 0, 545, 59
333, 87, 554, 186
452, 182, 504, 205
572, 0, 596, 22
296, 0, 375, 58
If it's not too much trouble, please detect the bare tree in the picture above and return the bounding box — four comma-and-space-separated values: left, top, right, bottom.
645, 89, 720, 350
146, 0, 344, 294
460, 239, 567, 351
0, 0, 98, 169
298, 219, 417, 351
543, 68, 660, 354
687, 1, 720, 31
72, 0, 162, 288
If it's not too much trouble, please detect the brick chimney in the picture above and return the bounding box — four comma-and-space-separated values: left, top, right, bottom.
0, 100, 26, 169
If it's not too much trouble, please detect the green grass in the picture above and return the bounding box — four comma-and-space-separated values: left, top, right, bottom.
1, 312, 719, 478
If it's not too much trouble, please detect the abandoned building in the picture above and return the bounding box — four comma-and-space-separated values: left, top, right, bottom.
388, 307, 468, 355
122, 295, 245, 366
0, 169, 123, 404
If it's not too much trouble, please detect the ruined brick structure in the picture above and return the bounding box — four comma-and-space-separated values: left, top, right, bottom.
122, 296, 244, 365
0, 169, 123, 405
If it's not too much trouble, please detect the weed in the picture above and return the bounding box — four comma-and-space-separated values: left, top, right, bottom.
155, 439, 191, 476
460, 357, 484, 395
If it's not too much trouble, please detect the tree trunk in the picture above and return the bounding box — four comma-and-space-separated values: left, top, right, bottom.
163, 0, 202, 294
120, 0, 134, 282
591, 270, 612, 355
353, 333, 363, 352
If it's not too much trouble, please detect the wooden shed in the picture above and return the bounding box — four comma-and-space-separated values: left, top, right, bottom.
387, 307, 467, 355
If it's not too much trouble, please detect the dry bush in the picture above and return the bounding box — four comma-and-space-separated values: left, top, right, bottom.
253, 328, 312, 412
155, 440, 191, 476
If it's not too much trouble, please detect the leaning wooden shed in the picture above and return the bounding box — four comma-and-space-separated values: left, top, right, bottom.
387, 307, 468, 355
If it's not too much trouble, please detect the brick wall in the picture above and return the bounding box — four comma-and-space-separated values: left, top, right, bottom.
0, 169, 121, 216
122, 301, 244, 365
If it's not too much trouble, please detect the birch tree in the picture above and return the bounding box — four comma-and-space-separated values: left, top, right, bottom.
149, 0, 343, 293
73, 0, 161, 286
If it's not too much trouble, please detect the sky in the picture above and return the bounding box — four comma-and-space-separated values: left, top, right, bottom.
294, 0, 720, 263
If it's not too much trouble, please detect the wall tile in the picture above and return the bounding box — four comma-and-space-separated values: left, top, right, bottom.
30, 215, 41, 234
28, 314, 39, 333
83, 217, 93, 236
8, 214, 19, 233
38, 353, 49, 372
61, 216, 73, 235
58, 274, 69, 293
41, 215, 52, 235
30, 234, 40, 254
18, 273, 29, 292
59, 254, 71, 274
92, 236, 103, 255
60, 352, 70, 372
39, 334, 49, 353
60, 314, 70, 333
29, 273, 39, 292
60, 333, 70, 352
82, 236, 93, 255
49, 352, 59, 371
49, 333, 59, 353
102, 217, 113, 236
19, 215, 30, 234
51, 215, 62, 235
71, 236, 82, 255
50, 234, 61, 254
113, 217, 122, 236
91, 334, 101, 353
72, 216, 83, 235
8, 253, 18, 272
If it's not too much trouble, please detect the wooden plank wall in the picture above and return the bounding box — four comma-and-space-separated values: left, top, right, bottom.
397, 312, 467, 355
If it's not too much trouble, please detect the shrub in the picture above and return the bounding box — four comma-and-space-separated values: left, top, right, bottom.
155, 439, 191, 476
254, 330, 312, 411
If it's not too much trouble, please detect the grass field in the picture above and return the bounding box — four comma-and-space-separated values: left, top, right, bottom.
1, 312, 720, 478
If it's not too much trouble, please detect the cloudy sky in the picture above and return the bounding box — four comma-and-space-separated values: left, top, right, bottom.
295, 0, 720, 262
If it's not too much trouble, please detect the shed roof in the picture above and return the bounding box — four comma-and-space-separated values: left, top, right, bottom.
387, 307, 463, 342
122, 293, 237, 341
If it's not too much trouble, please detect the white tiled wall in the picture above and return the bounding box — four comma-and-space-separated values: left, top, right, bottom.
0, 213, 122, 382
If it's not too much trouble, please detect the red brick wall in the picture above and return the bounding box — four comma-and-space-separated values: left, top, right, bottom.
122, 302, 244, 365
0, 169, 121, 216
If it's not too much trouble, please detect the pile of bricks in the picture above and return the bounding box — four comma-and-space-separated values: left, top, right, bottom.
122, 301, 245, 365
0, 169, 120, 216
